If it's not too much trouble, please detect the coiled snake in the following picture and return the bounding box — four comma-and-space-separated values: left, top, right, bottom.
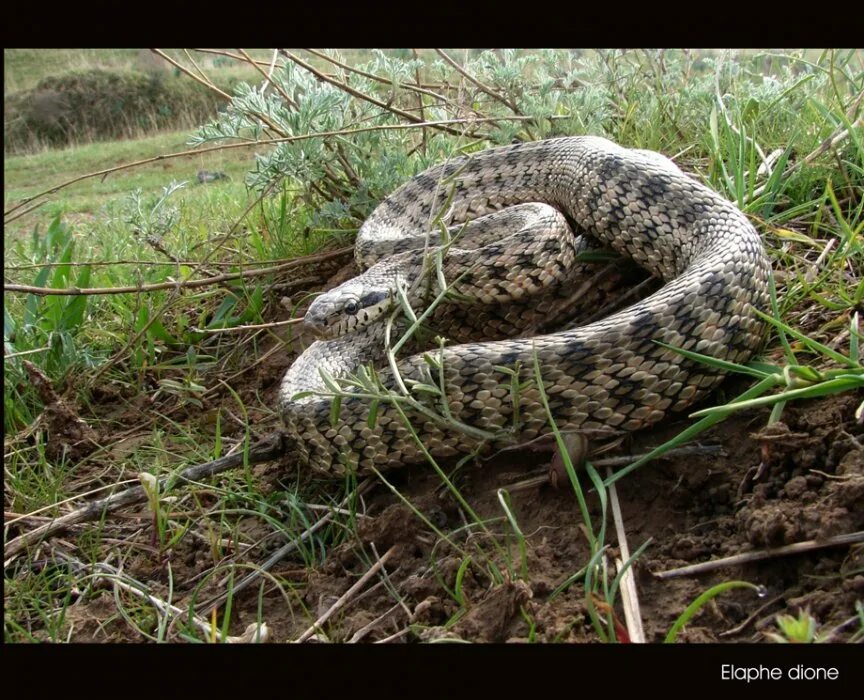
279, 136, 771, 476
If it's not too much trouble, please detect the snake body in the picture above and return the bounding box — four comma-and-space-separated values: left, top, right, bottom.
279, 136, 771, 476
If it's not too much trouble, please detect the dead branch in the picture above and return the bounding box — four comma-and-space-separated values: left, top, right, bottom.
4, 432, 286, 560
304, 48, 461, 115
4, 246, 352, 296
237, 48, 297, 109
295, 544, 397, 643
280, 50, 477, 139
152, 49, 232, 100
654, 530, 864, 579
608, 467, 646, 643
435, 49, 524, 117
5, 117, 552, 220
196, 476, 376, 616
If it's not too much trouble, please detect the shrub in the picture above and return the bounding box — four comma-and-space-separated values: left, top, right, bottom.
4, 69, 236, 152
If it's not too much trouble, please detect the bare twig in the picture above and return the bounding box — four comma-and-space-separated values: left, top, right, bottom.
4, 433, 286, 559
348, 601, 405, 643
237, 48, 297, 109
87, 175, 282, 384
4, 116, 553, 221
591, 444, 724, 468
374, 627, 411, 644
192, 48, 454, 93
435, 49, 520, 113
295, 544, 397, 643
280, 50, 479, 139
191, 316, 307, 335
4, 247, 349, 296
151, 49, 232, 100
304, 48, 462, 116
56, 551, 267, 642
750, 110, 864, 200
3, 199, 46, 222
718, 593, 785, 638
503, 444, 724, 492
608, 468, 645, 643
196, 477, 376, 616
4, 257, 307, 271
654, 530, 864, 579
4, 346, 50, 360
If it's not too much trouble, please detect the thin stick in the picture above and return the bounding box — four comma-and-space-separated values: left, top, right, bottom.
191, 316, 306, 335
503, 444, 724, 492
5, 116, 557, 220
192, 48, 456, 92
4, 257, 310, 270
4, 478, 139, 527
718, 593, 785, 638
280, 50, 472, 139
348, 601, 404, 643
238, 48, 297, 109
375, 627, 411, 644
4, 247, 351, 296
197, 512, 335, 616
607, 468, 646, 644
151, 49, 231, 100
57, 552, 267, 643
591, 444, 724, 468
4, 346, 50, 360
304, 48, 467, 118
87, 174, 286, 385
654, 530, 864, 579
196, 477, 376, 616
3, 433, 286, 559
295, 544, 397, 643
750, 111, 863, 200
435, 49, 520, 114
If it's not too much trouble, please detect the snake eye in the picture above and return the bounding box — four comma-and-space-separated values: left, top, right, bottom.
345, 300, 359, 315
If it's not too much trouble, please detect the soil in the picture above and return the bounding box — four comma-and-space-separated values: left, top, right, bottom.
54, 373, 864, 644
11, 262, 863, 644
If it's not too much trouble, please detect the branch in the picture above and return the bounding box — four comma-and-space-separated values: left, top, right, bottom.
435, 49, 521, 114
196, 477, 377, 616
151, 49, 232, 100
4, 246, 353, 296
5, 117, 544, 220
654, 530, 864, 579
749, 100, 863, 200
4, 432, 287, 559
237, 48, 297, 109
152, 48, 289, 142
280, 49, 476, 139
87, 176, 282, 384
295, 545, 397, 643
304, 48, 454, 110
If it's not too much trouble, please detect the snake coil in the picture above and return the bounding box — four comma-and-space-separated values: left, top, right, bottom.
279, 136, 771, 475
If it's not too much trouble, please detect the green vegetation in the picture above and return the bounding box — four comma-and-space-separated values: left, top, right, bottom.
3, 49, 862, 644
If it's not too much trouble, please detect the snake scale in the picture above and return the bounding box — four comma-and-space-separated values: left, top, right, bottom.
279, 136, 771, 476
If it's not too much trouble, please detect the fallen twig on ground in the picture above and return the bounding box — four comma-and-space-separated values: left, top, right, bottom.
4, 432, 286, 560
295, 544, 397, 643
196, 477, 376, 616
608, 468, 646, 643
654, 530, 864, 579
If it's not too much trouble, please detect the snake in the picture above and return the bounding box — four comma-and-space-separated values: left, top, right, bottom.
279, 136, 771, 476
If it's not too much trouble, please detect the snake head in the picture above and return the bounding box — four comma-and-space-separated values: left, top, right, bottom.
304, 282, 394, 339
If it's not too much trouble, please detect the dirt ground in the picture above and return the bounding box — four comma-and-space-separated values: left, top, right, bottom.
12, 260, 863, 644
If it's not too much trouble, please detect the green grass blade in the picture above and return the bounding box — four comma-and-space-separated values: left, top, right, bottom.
665, 581, 761, 643
690, 374, 864, 417
604, 374, 780, 486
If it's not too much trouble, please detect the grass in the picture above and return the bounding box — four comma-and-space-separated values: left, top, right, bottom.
3, 49, 408, 96
3, 48, 863, 644
3, 129, 255, 237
